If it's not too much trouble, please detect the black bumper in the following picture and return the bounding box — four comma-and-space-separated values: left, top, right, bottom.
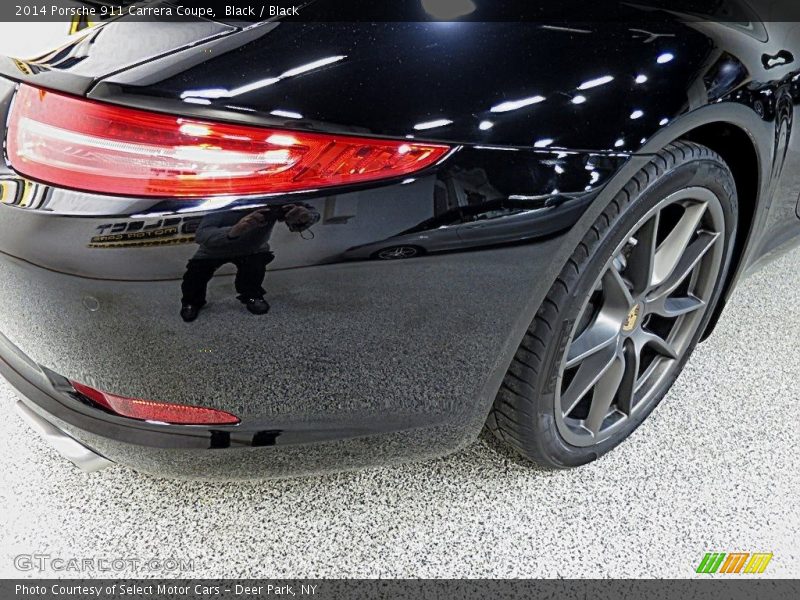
0, 234, 583, 479
0, 75, 633, 478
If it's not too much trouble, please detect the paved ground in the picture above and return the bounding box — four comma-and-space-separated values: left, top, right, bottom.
1, 247, 798, 579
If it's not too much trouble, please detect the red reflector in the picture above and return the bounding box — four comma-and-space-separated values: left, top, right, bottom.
6, 85, 450, 198
70, 381, 240, 425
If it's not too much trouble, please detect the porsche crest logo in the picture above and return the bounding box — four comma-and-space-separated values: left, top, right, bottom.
623, 304, 641, 332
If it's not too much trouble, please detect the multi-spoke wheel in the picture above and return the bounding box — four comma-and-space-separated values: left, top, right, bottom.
489, 142, 737, 467
557, 188, 724, 446
375, 246, 421, 260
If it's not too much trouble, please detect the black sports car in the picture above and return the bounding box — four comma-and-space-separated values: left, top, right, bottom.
2, 1, 799, 478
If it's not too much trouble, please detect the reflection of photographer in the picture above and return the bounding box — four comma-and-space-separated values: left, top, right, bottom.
180, 204, 319, 322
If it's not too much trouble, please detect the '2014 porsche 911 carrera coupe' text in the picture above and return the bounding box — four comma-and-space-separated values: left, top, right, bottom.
2, 0, 800, 478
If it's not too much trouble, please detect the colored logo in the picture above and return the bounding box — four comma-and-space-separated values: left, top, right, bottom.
696, 552, 773, 574
622, 304, 641, 332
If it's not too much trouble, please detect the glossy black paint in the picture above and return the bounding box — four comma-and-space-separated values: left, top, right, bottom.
1, 3, 800, 478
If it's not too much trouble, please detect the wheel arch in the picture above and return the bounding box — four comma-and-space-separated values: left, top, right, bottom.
479, 104, 773, 436
633, 102, 774, 340
680, 121, 760, 338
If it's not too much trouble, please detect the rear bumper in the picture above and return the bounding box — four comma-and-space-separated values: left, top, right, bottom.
0, 237, 573, 479
0, 329, 478, 478
0, 76, 634, 478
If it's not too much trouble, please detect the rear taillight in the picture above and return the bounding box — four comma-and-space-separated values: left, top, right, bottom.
7, 85, 450, 198
70, 381, 240, 425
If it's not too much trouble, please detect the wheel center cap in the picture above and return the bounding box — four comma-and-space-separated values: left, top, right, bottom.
622, 303, 642, 332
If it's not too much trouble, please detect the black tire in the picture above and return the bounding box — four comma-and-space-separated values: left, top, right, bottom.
488, 141, 738, 468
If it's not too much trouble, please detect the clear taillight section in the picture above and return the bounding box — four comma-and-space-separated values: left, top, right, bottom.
70, 381, 240, 425
7, 85, 450, 198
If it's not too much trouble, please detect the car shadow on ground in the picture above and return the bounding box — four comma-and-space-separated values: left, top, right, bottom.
119, 427, 554, 491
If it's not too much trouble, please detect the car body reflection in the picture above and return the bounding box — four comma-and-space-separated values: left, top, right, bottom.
343, 194, 590, 260
180, 203, 319, 321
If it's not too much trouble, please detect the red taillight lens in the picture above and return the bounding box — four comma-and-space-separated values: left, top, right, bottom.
70, 381, 240, 425
7, 85, 450, 198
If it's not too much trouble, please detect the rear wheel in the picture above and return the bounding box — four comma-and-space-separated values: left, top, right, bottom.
374, 246, 422, 260
488, 142, 738, 468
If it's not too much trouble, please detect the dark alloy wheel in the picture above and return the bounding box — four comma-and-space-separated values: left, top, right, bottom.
556, 186, 725, 446
374, 246, 421, 260
488, 142, 738, 468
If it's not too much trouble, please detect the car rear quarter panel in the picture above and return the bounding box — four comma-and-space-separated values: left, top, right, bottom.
2, 13, 800, 477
